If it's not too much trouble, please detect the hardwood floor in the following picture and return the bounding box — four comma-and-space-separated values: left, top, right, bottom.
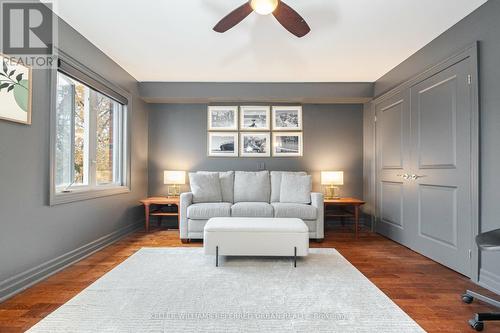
0, 224, 499, 332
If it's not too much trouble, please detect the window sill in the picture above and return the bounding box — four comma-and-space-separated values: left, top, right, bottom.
50, 186, 130, 206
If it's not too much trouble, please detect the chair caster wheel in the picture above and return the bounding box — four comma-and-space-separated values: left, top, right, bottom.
462, 294, 474, 304
469, 319, 484, 331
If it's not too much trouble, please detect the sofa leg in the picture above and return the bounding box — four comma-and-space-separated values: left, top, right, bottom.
314, 238, 324, 243
181, 239, 190, 244
294, 247, 297, 268
216, 246, 219, 267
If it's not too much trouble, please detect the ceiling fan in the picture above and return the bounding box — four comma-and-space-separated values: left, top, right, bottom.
213, 0, 311, 38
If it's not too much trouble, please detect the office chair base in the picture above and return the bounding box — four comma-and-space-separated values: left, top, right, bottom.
463, 290, 500, 331
463, 290, 500, 308
469, 313, 500, 331
462, 294, 474, 304
468, 318, 484, 331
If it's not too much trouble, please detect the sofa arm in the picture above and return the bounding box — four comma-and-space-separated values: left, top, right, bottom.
310, 192, 324, 239
179, 192, 193, 240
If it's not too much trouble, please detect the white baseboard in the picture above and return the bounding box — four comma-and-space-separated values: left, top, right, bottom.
478, 268, 500, 295
0, 220, 142, 303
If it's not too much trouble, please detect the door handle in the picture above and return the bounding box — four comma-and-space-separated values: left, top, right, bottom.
396, 174, 426, 181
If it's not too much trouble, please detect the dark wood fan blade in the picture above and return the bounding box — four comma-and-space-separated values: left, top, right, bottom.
213, 2, 254, 33
272, 1, 311, 37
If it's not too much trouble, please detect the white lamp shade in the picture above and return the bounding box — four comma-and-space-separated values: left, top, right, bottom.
164, 171, 186, 185
321, 171, 344, 186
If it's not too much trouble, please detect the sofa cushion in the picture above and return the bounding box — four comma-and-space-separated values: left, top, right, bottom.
187, 203, 231, 219
198, 171, 234, 203
271, 203, 317, 220
234, 171, 270, 203
231, 202, 274, 217
189, 173, 222, 203
280, 174, 312, 204
270, 171, 307, 202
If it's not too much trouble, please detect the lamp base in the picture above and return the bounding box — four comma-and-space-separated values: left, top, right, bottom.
167, 185, 180, 197
324, 186, 341, 200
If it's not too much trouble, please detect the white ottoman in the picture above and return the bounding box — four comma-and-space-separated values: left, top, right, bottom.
204, 217, 309, 267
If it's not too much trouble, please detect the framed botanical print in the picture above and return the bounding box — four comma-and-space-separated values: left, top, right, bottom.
208, 132, 239, 157
240, 106, 270, 131
0, 54, 32, 125
272, 132, 303, 157
240, 132, 271, 157
272, 106, 302, 131
208, 106, 238, 131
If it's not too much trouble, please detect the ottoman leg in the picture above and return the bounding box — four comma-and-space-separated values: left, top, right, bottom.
294, 247, 297, 268
216, 246, 219, 267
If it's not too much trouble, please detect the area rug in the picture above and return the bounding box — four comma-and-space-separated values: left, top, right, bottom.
27, 248, 425, 332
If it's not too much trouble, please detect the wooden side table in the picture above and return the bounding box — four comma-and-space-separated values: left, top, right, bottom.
140, 197, 180, 232
324, 198, 366, 238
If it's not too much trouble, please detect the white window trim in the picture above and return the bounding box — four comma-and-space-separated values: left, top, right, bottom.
49, 50, 132, 206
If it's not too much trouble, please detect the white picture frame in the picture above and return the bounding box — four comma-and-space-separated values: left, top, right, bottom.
240, 132, 271, 157
272, 132, 303, 157
240, 106, 270, 131
208, 132, 239, 157
272, 106, 302, 131
208, 106, 238, 131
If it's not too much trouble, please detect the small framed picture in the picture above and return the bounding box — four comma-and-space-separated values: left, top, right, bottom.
208, 106, 238, 131
240, 132, 271, 157
272, 132, 303, 157
208, 132, 239, 157
0, 54, 32, 125
272, 106, 302, 131
240, 106, 270, 131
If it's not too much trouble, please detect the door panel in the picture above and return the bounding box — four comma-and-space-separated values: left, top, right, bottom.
409, 59, 472, 277
380, 101, 403, 169
375, 92, 413, 245
380, 181, 404, 228
418, 184, 457, 248
417, 76, 457, 169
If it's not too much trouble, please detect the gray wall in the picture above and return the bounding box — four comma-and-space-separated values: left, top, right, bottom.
148, 103, 363, 198
0, 18, 149, 300
372, 0, 500, 292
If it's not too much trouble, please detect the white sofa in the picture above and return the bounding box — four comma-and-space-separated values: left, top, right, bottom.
179, 171, 324, 242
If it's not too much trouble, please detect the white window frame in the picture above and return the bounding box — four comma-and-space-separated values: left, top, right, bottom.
49, 51, 131, 205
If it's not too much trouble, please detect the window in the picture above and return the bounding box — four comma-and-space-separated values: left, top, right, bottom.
51, 59, 129, 204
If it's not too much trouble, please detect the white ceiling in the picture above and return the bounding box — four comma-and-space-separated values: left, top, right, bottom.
51, 0, 487, 82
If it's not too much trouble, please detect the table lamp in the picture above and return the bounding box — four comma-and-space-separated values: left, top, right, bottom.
164, 171, 186, 197
321, 171, 344, 199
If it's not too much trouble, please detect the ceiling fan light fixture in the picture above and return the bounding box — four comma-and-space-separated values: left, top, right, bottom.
250, 0, 279, 15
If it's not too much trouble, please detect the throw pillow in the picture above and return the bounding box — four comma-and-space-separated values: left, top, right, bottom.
233, 171, 270, 203
270, 171, 307, 202
280, 174, 312, 204
197, 171, 234, 203
189, 173, 222, 203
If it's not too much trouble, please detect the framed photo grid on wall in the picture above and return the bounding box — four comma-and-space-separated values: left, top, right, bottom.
207, 105, 303, 157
